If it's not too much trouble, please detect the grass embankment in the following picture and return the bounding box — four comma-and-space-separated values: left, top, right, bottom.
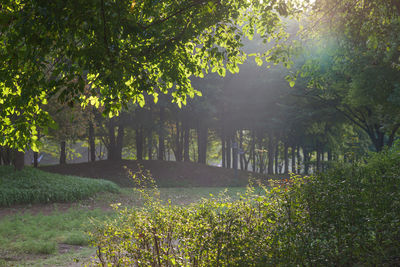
0, 166, 120, 207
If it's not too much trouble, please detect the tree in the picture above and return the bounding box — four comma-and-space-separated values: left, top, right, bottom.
291, 0, 400, 151
1, 0, 294, 153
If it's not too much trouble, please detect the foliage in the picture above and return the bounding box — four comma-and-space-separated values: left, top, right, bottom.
290, 0, 400, 151
89, 142, 400, 266
0, 166, 120, 206
0, 0, 296, 151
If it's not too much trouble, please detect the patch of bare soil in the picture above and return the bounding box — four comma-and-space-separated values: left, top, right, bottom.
40, 160, 278, 187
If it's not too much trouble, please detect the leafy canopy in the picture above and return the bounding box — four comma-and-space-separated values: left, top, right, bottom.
0, 0, 301, 151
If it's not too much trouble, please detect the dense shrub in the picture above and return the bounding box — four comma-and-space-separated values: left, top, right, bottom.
89, 143, 400, 266
0, 166, 120, 206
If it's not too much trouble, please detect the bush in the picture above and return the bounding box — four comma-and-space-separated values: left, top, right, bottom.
0, 166, 120, 206
88, 144, 400, 266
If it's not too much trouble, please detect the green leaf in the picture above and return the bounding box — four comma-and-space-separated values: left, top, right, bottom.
255, 56, 263, 66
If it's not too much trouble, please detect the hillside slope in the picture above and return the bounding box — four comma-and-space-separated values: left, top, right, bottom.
40, 160, 282, 187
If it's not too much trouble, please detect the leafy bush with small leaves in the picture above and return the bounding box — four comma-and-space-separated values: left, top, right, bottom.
89, 143, 400, 266
0, 166, 120, 206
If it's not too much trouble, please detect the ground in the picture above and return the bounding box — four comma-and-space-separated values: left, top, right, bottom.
1, 160, 281, 266
39, 159, 281, 187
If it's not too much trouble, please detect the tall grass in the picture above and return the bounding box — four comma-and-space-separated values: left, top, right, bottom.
0, 166, 120, 206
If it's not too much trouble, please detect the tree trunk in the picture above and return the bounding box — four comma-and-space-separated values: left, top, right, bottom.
221, 133, 226, 168
275, 142, 279, 174
291, 146, 296, 174
136, 127, 143, 160
284, 142, 289, 174
13, 150, 25, 171
33, 152, 38, 168
251, 131, 256, 172
297, 145, 301, 174
197, 123, 208, 164
147, 133, 153, 160
88, 121, 96, 162
60, 141, 66, 164
239, 130, 244, 170
172, 120, 183, 162
226, 134, 231, 168
232, 134, 238, 170
183, 125, 190, 162
115, 125, 124, 160
107, 121, 116, 160
267, 135, 274, 175
303, 147, 310, 175
158, 107, 165, 160
316, 147, 321, 173
321, 149, 325, 171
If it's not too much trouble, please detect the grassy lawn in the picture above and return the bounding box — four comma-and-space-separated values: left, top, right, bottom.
0, 187, 247, 266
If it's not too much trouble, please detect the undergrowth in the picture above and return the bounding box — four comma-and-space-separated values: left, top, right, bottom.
0, 166, 120, 206
89, 142, 400, 266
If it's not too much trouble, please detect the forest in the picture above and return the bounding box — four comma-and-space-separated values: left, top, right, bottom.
0, 0, 400, 266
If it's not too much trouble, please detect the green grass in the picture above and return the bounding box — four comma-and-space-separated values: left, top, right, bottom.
92, 187, 248, 207
0, 166, 120, 206
0, 185, 249, 265
0, 208, 112, 257
0, 187, 246, 253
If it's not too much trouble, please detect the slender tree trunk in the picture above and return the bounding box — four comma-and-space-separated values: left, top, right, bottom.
147, 133, 153, 160
232, 133, 238, 170
13, 150, 25, 171
297, 145, 301, 174
226, 133, 231, 168
291, 146, 296, 174
304, 147, 310, 175
197, 123, 208, 164
316, 147, 321, 173
388, 125, 399, 147
158, 107, 165, 160
107, 121, 116, 160
267, 134, 274, 175
275, 142, 279, 174
3, 147, 12, 165
221, 133, 226, 168
239, 130, 244, 170
183, 125, 190, 162
251, 131, 256, 172
136, 127, 143, 160
244, 155, 250, 171
60, 141, 66, 164
321, 149, 325, 172
174, 120, 183, 162
327, 150, 332, 168
88, 121, 96, 162
33, 152, 38, 168
115, 125, 124, 160
284, 142, 289, 174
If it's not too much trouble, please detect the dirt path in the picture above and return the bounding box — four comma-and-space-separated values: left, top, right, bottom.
0, 200, 113, 219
